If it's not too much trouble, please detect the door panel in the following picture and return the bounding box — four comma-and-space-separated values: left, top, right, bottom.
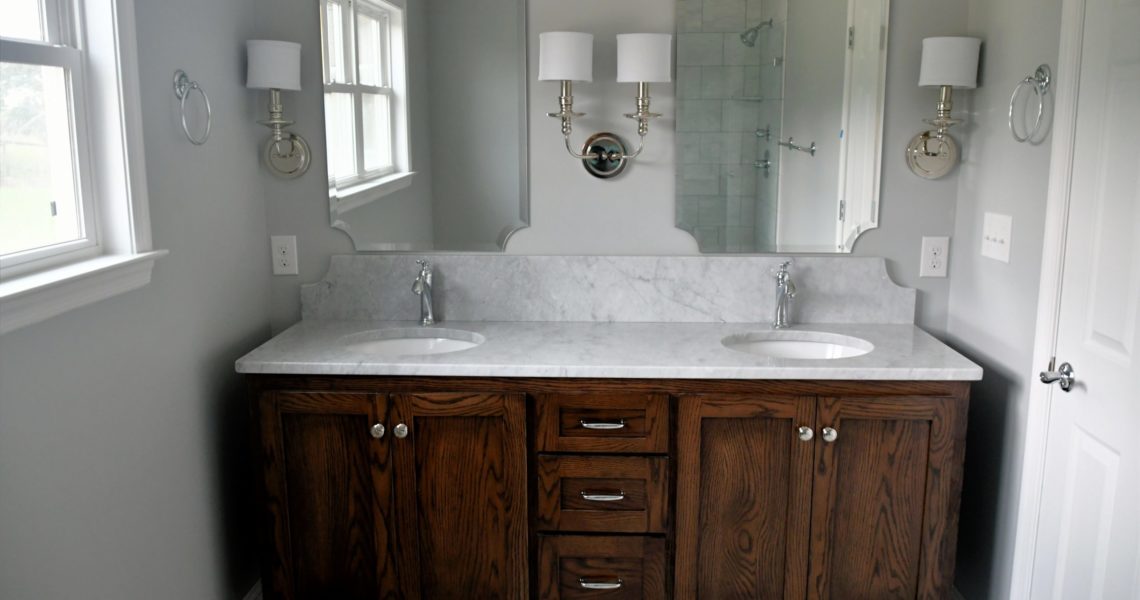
675, 395, 815, 599
395, 392, 528, 599
1029, 0, 1140, 596
256, 391, 411, 600
808, 396, 966, 600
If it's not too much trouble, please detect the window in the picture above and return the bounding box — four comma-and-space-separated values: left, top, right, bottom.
321, 0, 412, 208
0, 0, 162, 334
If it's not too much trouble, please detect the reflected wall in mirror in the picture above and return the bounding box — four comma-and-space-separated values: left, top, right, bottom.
320, 0, 528, 251
675, 0, 889, 253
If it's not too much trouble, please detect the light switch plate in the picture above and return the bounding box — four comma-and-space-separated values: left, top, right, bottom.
920, 236, 950, 277
270, 235, 299, 275
981, 212, 1012, 263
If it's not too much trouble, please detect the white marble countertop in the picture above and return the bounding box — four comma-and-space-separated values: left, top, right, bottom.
235, 320, 982, 381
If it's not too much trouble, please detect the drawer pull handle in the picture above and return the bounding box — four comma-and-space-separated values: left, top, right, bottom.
579, 577, 624, 590
579, 419, 626, 430
579, 490, 626, 502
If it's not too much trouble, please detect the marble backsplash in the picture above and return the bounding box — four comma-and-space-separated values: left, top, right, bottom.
300, 255, 916, 324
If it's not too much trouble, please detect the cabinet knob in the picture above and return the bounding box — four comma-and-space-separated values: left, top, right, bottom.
370, 423, 385, 439
797, 426, 814, 441
393, 423, 409, 439
821, 427, 838, 443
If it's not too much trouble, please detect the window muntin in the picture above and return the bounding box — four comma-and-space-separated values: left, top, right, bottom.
0, 0, 98, 274
321, 0, 406, 191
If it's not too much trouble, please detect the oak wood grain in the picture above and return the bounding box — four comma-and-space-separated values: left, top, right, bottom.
537, 535, 667, 599
535, 393, 670, 454
674, 395, 815, 600
392, 392, 528, 599
536, 455, 669, 533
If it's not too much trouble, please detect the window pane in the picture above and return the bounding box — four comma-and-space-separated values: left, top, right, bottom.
324, 92, 356, 180
0, 62, 83, 257
0, 0, 46, 42
357, 12, 388, 87
361, 93, 392, 172
324, 0, 347, 83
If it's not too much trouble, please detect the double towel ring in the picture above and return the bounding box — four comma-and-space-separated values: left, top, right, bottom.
1009, 64, 1051, 143
173, 69, 212, 145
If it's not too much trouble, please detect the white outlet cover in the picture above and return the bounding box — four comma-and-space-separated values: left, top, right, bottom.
981, 212, 1012, 263
270, 235, 299, 275
920, 236, 950, 278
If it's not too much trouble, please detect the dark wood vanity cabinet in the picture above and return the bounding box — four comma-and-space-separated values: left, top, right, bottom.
252, 386, 528, 599
250, 378, 967, 600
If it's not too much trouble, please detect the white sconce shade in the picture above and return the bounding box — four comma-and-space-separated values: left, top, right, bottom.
918, 37, 981, 88
246, 40, 302, 90
616, 33, 672, 83
538, 32, 594, 82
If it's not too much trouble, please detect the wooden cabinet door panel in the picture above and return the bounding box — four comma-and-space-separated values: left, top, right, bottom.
675, 395, 816, 600
255, 391, 413, 600
395, 392, 528, 599
807, 395, 967, 600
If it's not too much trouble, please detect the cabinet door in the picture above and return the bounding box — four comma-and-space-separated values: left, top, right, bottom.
393, 392, 529, 598
807, 396, 967, 599
254, 391, 414, 600
675, 395, 816, 599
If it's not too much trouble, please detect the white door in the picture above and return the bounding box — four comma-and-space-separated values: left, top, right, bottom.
1023, 0, 1140, 597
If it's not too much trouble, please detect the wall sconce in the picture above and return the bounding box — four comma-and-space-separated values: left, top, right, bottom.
246, 40, 311, 179
905, 37, 981, 179
539, 32, 672, 179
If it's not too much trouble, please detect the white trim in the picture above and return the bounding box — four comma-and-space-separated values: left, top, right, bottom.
333, 170, 416, 213
0, 250, 166, 334
1008, 0, 1087, 596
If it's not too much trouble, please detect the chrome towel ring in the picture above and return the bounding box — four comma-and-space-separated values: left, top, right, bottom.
1009, 64, 1051, 143
173, 69, 212, 145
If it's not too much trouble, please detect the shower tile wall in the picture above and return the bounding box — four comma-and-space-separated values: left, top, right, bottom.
676, 0, 785, 252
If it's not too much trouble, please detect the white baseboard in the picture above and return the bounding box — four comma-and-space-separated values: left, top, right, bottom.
242, 580, 262, 600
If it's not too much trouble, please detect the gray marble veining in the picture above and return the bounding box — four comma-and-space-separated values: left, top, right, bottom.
236, 320, 982, 380
301, 255, 916, 323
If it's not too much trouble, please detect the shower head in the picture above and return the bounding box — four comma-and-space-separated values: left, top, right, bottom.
739, 18, 774, 47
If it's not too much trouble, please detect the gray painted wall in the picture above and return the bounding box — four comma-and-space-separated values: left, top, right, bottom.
0, 0, 269, 598
947, 0, 1062, 597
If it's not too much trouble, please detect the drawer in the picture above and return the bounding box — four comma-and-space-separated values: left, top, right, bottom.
537, 536, 667, 599
536, 456, 668, 533
535, 393, 669, 454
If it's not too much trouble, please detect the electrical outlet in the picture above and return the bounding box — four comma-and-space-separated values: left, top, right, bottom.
981, 212, 1013, 263
920, 236, 950, 278
270, 235, 298, 275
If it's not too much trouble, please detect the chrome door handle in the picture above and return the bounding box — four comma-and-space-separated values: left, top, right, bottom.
821, 427, 838, 443
579, 490, 625, 502
579, 577, 623, 590
797, 426, 814, 441
370, 423, 385, 439
393, 423, 409, 439
1040, 362, 1075, 392
579, 419, 625, 430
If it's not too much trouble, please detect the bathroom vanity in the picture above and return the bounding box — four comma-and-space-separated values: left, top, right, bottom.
237, 255, 981, 599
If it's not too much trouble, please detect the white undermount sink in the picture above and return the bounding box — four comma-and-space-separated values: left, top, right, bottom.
722, 330, 874, 360
340, 327, 485, 356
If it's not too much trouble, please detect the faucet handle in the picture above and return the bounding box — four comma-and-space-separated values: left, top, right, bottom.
416, 259, 431, 274
773, 260, 793, 277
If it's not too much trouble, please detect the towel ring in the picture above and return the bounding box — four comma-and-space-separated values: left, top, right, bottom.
173, 69, 212, 145
1009, 64, 1051, 143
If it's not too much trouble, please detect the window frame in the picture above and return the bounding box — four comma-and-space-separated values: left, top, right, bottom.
0, 0, 165, 335
0, 0, 101, 275
320, 0, 413, 207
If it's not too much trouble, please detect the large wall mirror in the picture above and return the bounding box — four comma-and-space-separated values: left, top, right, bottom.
675, 0, 889, 253
320, 0, 528, 251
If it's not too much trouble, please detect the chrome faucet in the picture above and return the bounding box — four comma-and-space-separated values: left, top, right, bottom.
773, 260, 796, 329
412, 259, 435, 326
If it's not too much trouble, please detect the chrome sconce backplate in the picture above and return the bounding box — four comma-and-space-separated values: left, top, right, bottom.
581, 133, 629, 178
905, 129, 959, 179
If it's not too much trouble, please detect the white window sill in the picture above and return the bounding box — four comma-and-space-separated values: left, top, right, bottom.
332, 171, 416, 214
0, 250, 167, 335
